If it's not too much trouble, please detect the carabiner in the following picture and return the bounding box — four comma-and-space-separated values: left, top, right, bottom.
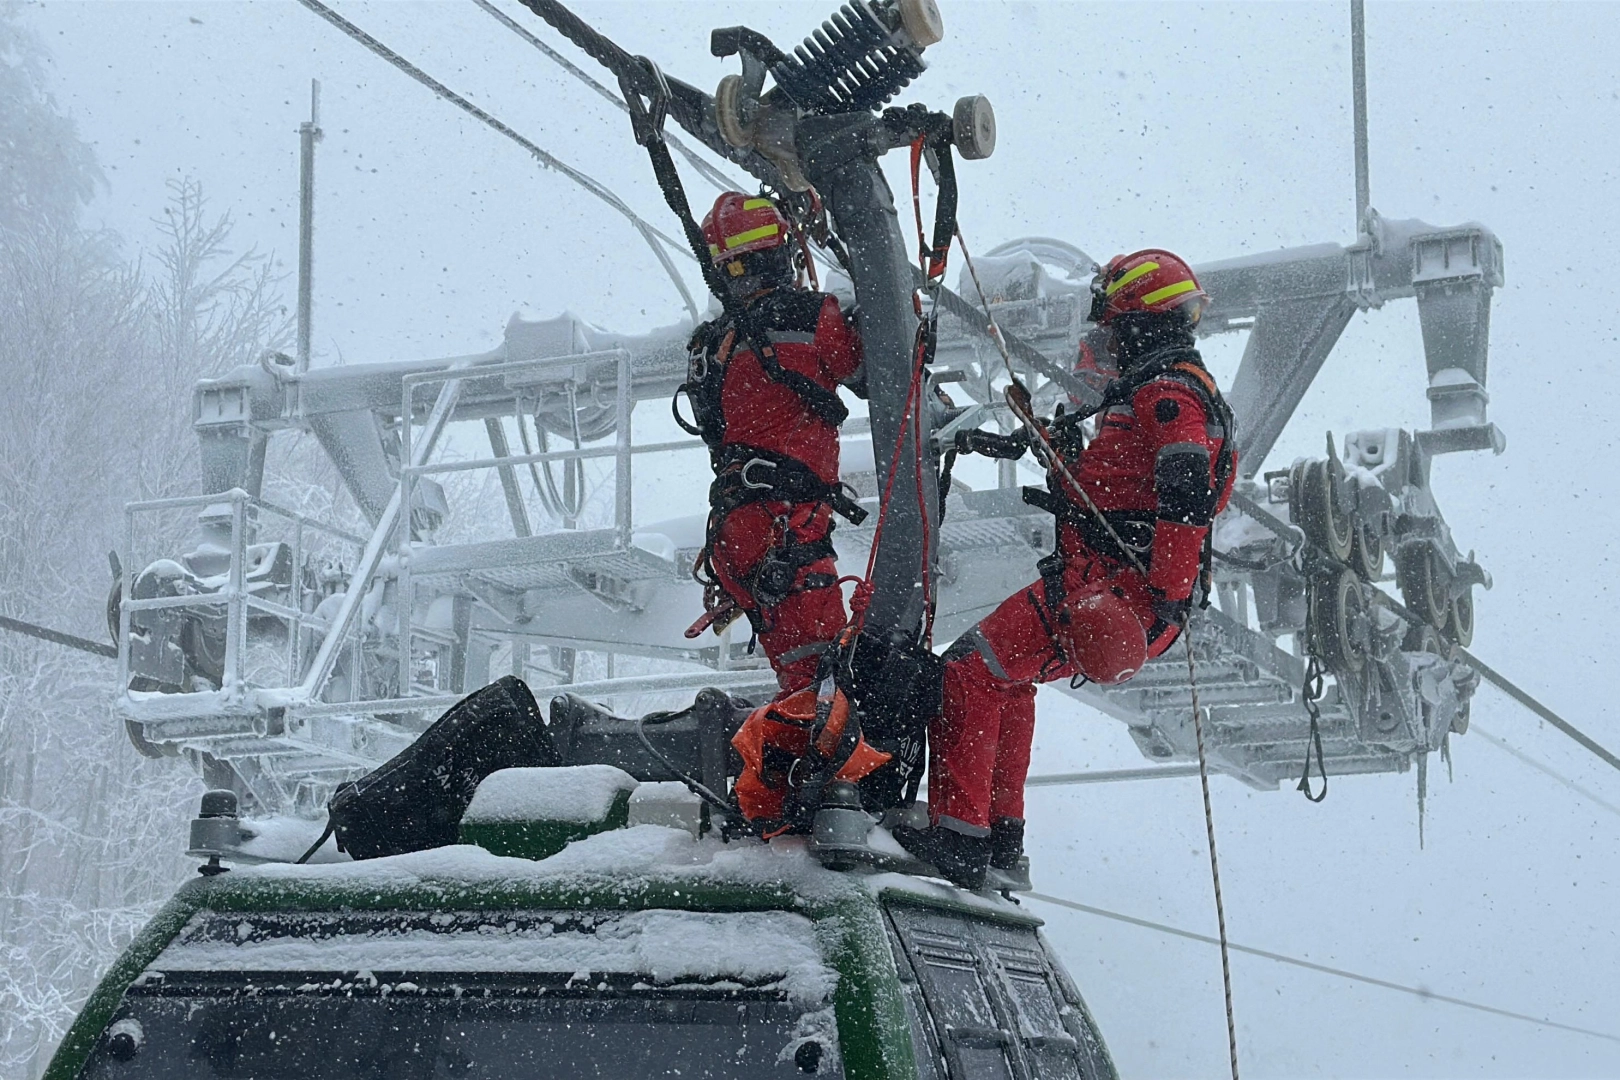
741, 457, 777, 490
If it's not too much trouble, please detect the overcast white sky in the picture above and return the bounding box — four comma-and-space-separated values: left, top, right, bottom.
20, 2, 1620, 1076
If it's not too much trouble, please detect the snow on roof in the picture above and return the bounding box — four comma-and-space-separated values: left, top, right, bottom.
234, 824, 841, 900
227, 823, 1036, 925
236, 815, 350, 864
151, 907, 836, 1006
464, 765, 638, 825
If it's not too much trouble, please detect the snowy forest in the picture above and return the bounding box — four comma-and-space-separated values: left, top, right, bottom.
0, 11, 314, 1073
4, 1, 1620, 1077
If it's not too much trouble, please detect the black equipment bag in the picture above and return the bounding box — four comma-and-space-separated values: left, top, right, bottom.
325, 676, 561, 860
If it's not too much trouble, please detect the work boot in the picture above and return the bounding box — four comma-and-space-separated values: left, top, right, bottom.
989, 817, 1025, 871
892, 822, 991, 890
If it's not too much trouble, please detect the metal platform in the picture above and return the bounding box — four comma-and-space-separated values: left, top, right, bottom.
112, 213, 1500, 812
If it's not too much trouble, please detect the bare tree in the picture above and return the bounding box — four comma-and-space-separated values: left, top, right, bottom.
0, 42, 295, 1071
131, 176, 292, 505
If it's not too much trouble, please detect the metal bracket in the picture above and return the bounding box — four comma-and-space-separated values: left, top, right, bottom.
617, 56, 670, 146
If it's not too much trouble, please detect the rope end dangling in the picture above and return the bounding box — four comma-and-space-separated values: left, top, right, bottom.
1296, 656, 1330, 803
1184, 619, 1241, 1080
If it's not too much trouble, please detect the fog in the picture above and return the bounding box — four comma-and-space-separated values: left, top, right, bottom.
5, 1, 1618, 1076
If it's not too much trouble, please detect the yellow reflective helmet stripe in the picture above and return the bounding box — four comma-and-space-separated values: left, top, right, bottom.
708, 244, 722, 258
741, 198, 775, 211
725, 223, 780, 249
1140, 279, 1199, 307
1106, 260, 1160, 296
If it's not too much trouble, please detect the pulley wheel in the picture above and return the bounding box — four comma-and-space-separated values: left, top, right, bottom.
714, 74, 750, 149
1447, 586, 1475, 647
1396, 542, 1448, 629
899, 0, 945, 47
1296, 459, 1354, 562
1402, 620, 1445, 655
952, 95, 996, 160
1312, 567, 1368, 674
1351, 516, 1385, 581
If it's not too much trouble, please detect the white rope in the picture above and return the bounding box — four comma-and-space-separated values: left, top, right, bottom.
953, 229, 1149, 579
957, 226, 1240, 1075
1186, 630, 1240, 1080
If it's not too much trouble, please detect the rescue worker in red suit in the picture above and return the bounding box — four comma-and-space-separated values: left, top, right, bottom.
681, 193, 866, 695
895, 250, 1236, 887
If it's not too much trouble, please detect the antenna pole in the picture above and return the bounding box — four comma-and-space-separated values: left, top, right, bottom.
296, 79, 323, 373
1350, 0, 1370, 231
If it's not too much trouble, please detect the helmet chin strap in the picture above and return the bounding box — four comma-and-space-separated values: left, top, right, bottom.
727, 275, 790, 303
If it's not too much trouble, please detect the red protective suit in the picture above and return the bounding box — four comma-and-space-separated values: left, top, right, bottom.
928, 356, 1235, 831
695, 288, 863, 693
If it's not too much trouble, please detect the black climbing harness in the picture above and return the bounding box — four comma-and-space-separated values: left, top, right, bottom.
673, 291, 852, 458
1020, 349, 1237, 614
708, 445, 867, 525
608, 57, 867, 640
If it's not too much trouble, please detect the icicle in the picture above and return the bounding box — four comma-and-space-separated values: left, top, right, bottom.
1416, 752, 1428, 850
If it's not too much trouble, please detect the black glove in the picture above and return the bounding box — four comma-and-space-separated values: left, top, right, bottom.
953, 427, 1029, 459
1150, 590, 1191, 629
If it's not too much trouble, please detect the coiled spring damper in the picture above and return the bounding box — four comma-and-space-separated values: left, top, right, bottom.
772, 0, 943, 114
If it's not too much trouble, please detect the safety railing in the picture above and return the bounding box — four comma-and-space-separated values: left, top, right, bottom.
120, 349, 771, 741
300, 349, 711, 711
119, 489, 367, 709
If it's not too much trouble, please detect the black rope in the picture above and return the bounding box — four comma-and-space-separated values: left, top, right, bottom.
0, 614, 117, 659
635, 710, 733, 813
294, 819, 336, 865
1297, 655, 1329, 803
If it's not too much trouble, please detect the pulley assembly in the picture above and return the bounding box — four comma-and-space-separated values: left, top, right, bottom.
709, 0, 993, 189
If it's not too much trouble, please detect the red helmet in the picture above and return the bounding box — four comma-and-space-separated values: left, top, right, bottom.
701, 192, 790, 266
1088, 249, 1208, 326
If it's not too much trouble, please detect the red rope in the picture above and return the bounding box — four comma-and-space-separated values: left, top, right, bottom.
909, 137, 929, 269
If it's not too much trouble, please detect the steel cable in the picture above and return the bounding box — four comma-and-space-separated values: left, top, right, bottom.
1025, 891, 1620, 1047
1227, 491, 1620, 777
469, 0, 744, 194
1472, 726, 1620, 821
291, 0, 702, 323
